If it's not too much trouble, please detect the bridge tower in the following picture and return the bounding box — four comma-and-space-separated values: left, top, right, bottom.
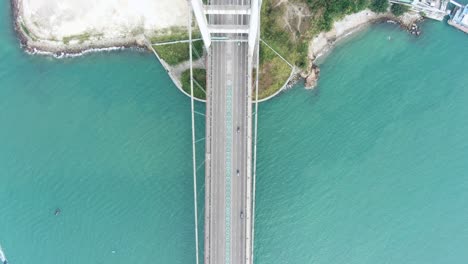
190, 0, 261, 56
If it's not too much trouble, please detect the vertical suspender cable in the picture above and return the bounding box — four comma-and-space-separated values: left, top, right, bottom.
189, 5, 200, 264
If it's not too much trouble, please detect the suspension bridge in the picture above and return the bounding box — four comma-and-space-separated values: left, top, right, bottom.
188, 0, 262, 263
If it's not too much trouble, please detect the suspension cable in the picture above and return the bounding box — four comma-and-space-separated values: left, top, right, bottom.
188, 5, 200, 264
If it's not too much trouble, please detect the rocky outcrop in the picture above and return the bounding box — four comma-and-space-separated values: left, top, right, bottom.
302, 63, 320, 89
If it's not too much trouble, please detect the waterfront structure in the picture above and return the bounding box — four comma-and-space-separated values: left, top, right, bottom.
448, 3, 468, 33
190, 0, 261, 263
389, 0, 450, 20
390, 0, 468, 33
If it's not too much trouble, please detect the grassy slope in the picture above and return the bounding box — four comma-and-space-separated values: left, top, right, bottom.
261, 0, 308, 69
181, 68, 207, 100
258, 42, 291, 99
256, 0, 391, 98
153, 40, 204, 66
151, 0, 388, 100
149, 27, 201, 43
260, 0, 380, 69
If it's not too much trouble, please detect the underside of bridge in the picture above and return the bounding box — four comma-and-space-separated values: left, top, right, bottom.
190, 0, 260, 263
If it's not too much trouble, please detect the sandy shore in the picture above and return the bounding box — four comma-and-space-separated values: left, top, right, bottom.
309, 9, 422, 62
11, 0, 189, 56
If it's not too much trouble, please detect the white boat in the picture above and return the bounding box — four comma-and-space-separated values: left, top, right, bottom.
0, 244, 8, 264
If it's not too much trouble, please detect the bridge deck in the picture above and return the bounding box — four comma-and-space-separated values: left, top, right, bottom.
204, 0, 253, 263
205, 39, 251, 264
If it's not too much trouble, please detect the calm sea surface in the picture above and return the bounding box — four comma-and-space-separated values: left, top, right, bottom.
1, 1, 468, 264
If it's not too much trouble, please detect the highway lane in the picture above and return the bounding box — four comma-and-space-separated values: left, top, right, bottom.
204, 0, 252, 263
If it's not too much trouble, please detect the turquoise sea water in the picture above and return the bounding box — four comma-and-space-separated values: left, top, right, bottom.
1, 1, 468, 263
255, 20, 468, 263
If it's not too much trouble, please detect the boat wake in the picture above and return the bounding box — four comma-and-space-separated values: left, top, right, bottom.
0, 244, 8, 264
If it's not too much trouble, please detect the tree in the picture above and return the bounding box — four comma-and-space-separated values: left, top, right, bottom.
391, 3, 410, 16
370, 0, 389, 13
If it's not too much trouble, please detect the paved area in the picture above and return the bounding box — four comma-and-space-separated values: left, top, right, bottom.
204, 0, 253, 263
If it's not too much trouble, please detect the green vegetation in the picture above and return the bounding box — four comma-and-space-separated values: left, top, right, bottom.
153, 40, 204, 66
176, 42, 292, 100
258, 42, 291, 99
369, 0, 389, 13
256, 0, 391, 98
150, 27, 205, 66
306, 0, 372, 32
261, 0, 389, 71
20, 22, 31, 37
261, 0, 308, 69
154, 0, 395, 100
20, 22, 37, 40
62, 33, 96, 45
165, 41, 291, 100
130, 26, 145, 36
181, 68, 206, 100
391, 3, 410, 16
150, 27, 201, 43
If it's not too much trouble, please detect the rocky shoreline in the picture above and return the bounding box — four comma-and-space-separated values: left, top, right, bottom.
11, 1, 422, 62
9, 0, 169, 58
10, 0, 424, 102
